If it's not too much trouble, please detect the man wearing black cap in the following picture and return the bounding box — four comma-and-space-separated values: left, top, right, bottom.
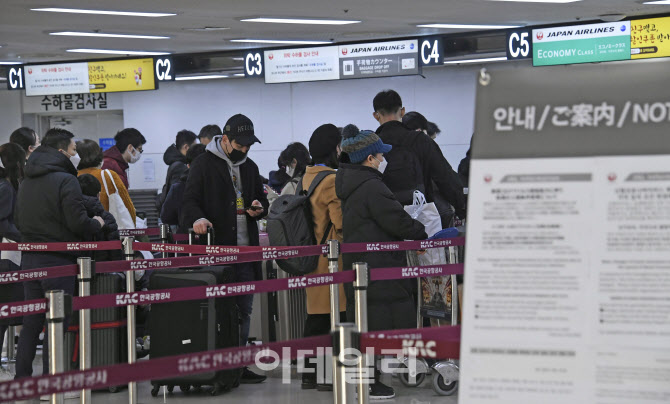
180, 113, 269, 384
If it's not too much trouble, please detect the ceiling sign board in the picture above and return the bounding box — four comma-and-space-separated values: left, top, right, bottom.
24, 58, 157, 97
5, 66, 25, 90
244, 51, 264, 77
338, 39, 420, 78
631, 16, 670, 60
506, 28, 533, 60
533, 21, 631, 66
264, 46, 339, 84
420, 36, 443, 66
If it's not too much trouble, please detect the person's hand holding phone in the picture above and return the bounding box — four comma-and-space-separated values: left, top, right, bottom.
247, 200, 264, 218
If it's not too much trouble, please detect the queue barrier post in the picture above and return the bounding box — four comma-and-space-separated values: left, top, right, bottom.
122, 237, 137, 404
332, 323, 357, 404
328, 239, 341, 398
6, 326, 15, 363
46, 290, 70, 404
353, 262, 370, 404
77, 257, 93, 404
159, 223, 171, 259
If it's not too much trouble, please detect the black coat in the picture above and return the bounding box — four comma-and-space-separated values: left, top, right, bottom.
335, 163, 427, 304
160, 170, 187, 231
180, 151, 269, 280
157, 144, 189, 210
81, 195, 122, 261
0, 179, 20, 242
376, 121, 466, 218
15, 146, 102, 254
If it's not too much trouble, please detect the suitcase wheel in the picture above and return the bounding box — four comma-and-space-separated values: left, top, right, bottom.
179, 385, 191, 393
150, 385, 160, 397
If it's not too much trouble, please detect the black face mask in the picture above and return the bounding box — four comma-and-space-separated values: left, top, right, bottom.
225, 143, 248, 163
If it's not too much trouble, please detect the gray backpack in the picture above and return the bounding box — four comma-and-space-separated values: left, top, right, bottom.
267, 171, 335, 276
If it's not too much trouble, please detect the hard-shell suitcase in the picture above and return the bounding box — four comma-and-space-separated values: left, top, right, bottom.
65, 272, 127, 393
149, 228, 241, 396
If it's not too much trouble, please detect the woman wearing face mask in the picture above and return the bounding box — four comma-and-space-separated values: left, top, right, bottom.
279, 142, 311, 196
77, 139, 136, 227
0, 143, 26, 380
102, 128, 146, 189
335, 125, 427, 400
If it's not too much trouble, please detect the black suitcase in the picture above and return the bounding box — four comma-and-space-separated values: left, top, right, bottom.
65, 272, 127, 393
149, 229, 241, 396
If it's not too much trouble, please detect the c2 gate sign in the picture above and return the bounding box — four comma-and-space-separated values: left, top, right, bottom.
533, 21, 631, 66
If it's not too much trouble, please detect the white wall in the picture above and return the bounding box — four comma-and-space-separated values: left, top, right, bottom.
0, 90, 23, 144
123, 66, 477, 190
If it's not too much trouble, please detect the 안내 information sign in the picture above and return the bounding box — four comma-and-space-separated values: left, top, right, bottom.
533, 21, 631, 66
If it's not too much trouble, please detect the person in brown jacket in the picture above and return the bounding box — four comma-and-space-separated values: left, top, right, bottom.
300, 124, 346, 391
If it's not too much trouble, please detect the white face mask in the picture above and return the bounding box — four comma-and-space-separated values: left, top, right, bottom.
129, 146, 142, 164
373, 156, 387, 174
286, 166, 296, 178
61, 150, 80, 169
70, 153, 81, 169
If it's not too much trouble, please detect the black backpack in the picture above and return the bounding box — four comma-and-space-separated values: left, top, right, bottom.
383, 142, 425, 206
267, 171, 335, 276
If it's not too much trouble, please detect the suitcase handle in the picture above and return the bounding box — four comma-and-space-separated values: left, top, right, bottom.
188, 227, 215, 246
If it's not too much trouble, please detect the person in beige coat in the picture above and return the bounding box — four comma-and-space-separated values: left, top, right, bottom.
300, 124, 346, 391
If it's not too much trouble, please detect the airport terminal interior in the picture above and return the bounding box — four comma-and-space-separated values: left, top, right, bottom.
1, 1, 670, 403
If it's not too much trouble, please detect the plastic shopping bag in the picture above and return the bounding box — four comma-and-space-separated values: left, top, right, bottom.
404, 191, 446, 266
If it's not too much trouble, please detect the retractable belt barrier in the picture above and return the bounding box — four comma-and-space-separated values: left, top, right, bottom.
0, 238, 465, 285
0, 324, 460, 401
0, 263, 463, 320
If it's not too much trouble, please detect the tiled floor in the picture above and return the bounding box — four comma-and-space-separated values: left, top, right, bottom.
5, 353, 458, 404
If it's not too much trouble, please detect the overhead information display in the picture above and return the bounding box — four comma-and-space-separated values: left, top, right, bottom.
533, 21, 631, 66
24, 58, 157, 96
263, 39, 421, 84
338, 39, 419, 79
631, 16, 670, 60
264, 46, 340, 84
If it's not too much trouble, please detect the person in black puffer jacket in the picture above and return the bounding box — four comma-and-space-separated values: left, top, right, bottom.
14, 128, 103, 380
78, 174, 122, 262
160, 144, 206, 233
336, 125, 427, 399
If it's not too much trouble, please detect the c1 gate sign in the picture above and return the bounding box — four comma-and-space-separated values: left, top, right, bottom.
533, 21, 631, 66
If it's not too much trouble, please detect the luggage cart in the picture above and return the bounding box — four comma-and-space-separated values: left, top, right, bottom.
395, 230, 463, 396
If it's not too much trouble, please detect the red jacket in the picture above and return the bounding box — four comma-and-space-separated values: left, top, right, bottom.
102, 146, 129, 189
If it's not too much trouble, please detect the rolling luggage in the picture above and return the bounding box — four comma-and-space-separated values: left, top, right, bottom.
65, 272, 127, 393
149, 228, 241, 396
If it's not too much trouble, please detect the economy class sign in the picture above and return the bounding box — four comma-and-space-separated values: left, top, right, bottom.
631, 16, 670, 60
88, 58, 156, 93
533, 21, 631, 67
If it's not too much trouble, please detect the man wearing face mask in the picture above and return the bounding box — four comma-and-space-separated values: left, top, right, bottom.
373, 90, 466, 220
102, 128, 146, 189
180, 113, 269, 384
335, 125, 427, 400
14, 128, 104, 384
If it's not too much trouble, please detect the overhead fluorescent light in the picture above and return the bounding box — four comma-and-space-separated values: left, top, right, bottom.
241, 17, 361, 25
230, 39, 332, 45
234, 73, 245, 77
0, 61, 22, 65
176, 75, 229, 81
232, 57, 245, 61
67, 48, 170, 56
444, 56, 508, 64
184, 27, 230, 31
643, 0, 670, 4
31, 8, 175, 17
418, 23, 520, 29
488, 0, 581, 3
51, 32, 169, 39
